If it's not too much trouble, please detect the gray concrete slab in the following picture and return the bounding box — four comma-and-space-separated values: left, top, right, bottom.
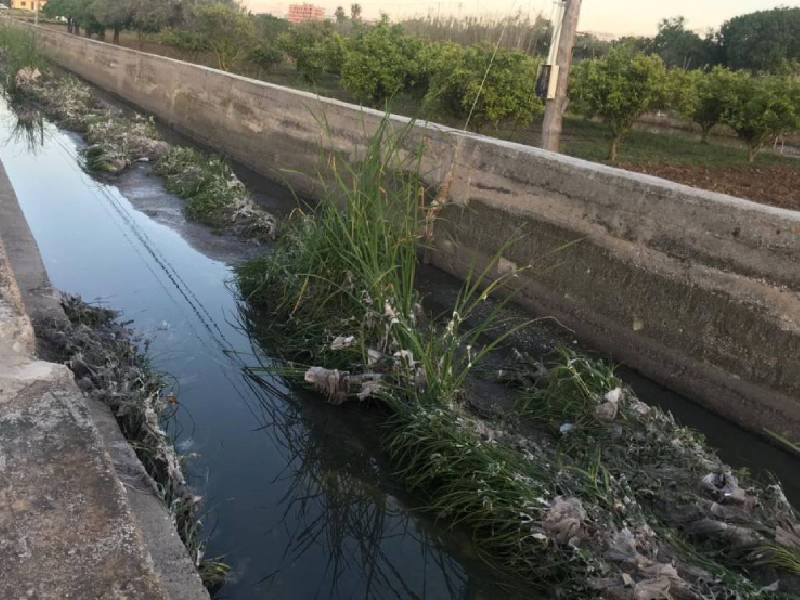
0, 159, 208, 599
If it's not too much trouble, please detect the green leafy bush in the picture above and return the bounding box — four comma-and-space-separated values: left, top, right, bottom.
570, 47, 668, 160
721, 72, 800, 161
424, 43, 542, 131
192, 3, 256, 71
340, 22, 424, 105
160, 28, 210, 53
678, 66, 740, 142
249, 41, 283, 72
277, 21, 337, 82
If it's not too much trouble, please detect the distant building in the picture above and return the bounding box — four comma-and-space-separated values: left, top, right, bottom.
287, 3, 326, 23
10, 0, 46, 10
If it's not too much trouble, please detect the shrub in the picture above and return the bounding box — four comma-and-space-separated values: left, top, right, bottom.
340, 22, 424, 105
192, 3, 256, 71
570, 47, 668, 160
721, 72, 800, 161
278, 21, 336, 82
249, 41, 283, 72
424, 43, 542, 131
160, 28, 210, 53
682, 66, 740, 142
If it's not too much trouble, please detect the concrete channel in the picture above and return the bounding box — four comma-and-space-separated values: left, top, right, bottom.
1, 17, 800, 600
9, 19, 800, 442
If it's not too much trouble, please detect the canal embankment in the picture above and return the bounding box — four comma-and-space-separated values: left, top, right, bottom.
0, 159, 209, 599
7, 19, 800, 442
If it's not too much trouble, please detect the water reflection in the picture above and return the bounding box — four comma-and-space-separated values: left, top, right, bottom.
227, 337, 496, 599
5, 103, 44, 154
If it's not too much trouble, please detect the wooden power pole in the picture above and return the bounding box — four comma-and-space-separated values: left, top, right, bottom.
541, 0, 582, 153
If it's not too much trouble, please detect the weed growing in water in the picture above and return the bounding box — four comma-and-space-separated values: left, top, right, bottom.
239, 116, 800, 596
0, 39, 276, 240
0, 25, 44, 96
155, 146, 249, 225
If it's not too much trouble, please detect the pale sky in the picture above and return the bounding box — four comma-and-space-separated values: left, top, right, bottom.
245, 0, 800, 37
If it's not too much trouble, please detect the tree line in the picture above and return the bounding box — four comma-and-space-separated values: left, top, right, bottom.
38, 2, 800, 161
570, 48, 800, 161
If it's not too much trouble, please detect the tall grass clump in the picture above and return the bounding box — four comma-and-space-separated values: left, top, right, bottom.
238, 116, 800, 595
236, 118, 612, 591
238, 116, 524, 401
0, 24, 44, 96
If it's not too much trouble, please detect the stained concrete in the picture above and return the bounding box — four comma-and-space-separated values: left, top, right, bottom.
0, 160, 208, 599
7, 20, 800, 440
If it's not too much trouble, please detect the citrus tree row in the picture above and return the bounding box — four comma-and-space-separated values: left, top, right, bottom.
41, 1, 800, 161
570, 46, 800, 162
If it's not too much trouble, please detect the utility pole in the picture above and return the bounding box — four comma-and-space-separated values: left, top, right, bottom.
541, 0, 582, 153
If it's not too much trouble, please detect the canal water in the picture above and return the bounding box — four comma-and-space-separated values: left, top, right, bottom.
2, 98, 799, 599
0, 102, 505, 599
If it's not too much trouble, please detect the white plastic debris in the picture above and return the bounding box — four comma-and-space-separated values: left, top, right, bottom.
543, 496, 587, 544
330, 336, 356, 351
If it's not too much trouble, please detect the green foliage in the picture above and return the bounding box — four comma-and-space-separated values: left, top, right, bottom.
252, 13, 290, 39
720, 7, 800, 73
573, 31, 611, 61
277, 21, 336, 82
424, 43, 542, 130
721, 72, 800, 161
399, 13, 551, 57
569, 47, 668, 160
0, 25, 44, 96
160, 28, 210, 53
91, 0, 132, 41
129, 0, 173, 37
651, 16, 716, 69
516, 348, 620, 436
154, 146, 248, 226
664, 67, 699, 119
248, 40, 282, 72
192, 3, 256, 71
340, 22, 424, 105
683, 66, 740, 142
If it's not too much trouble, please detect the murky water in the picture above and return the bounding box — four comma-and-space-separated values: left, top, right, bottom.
0, 102, 505, 599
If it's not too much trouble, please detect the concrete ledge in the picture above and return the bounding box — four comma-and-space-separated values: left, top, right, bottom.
0, 159, 208, 599
11, 20, 800, 439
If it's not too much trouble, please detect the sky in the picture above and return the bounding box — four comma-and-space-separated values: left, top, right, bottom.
245, 0, 800, 37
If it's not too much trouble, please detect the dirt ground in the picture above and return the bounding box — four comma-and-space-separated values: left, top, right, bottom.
619, 162, 800, 211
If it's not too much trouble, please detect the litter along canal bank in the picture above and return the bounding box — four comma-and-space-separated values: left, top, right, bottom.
2, 62, 800, 598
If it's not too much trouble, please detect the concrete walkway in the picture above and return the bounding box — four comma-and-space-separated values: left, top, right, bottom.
0, 162, 208, 599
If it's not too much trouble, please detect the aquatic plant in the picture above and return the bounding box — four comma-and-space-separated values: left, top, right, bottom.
0, 25, 44, 96
155, 145, 276, 239
0, 44, 276, 241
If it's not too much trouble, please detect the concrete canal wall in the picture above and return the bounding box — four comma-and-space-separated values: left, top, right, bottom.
0, 160, 209, 600
12, 21, 800, 440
